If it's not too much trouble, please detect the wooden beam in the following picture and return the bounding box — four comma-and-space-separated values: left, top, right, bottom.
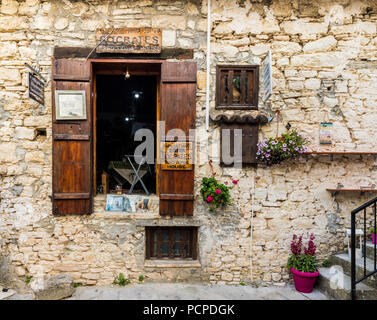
53, 47, 194, 60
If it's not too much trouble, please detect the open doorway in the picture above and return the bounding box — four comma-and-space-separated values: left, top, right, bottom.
95, 74, 157, 195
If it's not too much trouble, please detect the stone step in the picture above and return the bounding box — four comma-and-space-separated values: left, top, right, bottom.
318, 267, 377, 300
330, 253, 377, 288
366, 241, 377, 261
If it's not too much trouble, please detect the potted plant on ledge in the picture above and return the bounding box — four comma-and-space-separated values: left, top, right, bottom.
286, 234, 319, 293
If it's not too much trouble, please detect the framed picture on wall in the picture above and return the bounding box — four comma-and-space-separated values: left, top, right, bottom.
55, 90, 87, 120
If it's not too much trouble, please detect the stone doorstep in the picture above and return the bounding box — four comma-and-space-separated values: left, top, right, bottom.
144, 260, 201, 268
318, 267, 377, 300
0, 288, 16, 300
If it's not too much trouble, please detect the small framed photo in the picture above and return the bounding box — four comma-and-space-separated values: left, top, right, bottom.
106, 195, 124, 211
55, 90, 87, 120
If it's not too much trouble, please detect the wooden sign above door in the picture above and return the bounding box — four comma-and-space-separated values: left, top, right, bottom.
96, 27, 162, 54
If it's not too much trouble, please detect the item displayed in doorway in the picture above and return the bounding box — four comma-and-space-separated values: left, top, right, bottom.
319, 122, 333, 144
106, 194, 124, 211
115, 185, 122, 195
55, 90, 87, 120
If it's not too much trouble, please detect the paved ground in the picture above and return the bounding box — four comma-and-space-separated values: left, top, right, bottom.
66, 283, 329, 300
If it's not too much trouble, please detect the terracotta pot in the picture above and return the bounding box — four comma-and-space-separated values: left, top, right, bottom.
291, 267, 319, 293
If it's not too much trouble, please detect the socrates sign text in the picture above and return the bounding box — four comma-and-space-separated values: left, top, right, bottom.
96, 27, 162, 54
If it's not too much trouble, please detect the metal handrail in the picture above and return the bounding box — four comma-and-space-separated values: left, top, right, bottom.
351, 197, 377, 300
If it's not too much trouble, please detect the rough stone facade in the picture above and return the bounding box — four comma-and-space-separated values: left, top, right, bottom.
1, 0, 377, 288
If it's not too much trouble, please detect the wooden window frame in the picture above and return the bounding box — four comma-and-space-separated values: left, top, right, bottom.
145, 227, 198, 260
215, 65, 259, 110
91, 60, 162, 196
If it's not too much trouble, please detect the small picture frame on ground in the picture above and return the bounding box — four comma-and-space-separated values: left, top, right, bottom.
106, 195, 124, 211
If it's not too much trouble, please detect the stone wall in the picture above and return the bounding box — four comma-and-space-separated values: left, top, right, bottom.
1, 0, 377, 287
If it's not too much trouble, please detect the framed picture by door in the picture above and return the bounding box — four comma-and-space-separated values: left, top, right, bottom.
55, 90, 87, 120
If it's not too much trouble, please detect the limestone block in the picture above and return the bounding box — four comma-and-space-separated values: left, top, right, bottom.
152, 15, 186, 30
0, 67, 21, 83
228, 12, 262, 35
221, 272, 233, 281
0, 142, 17, 163
196, 71, 206, 91
19, 46, 37, 60
250, 44, 269, 56
185, 3, 199, 15
331, 22, 376, 35
303, 36, 337, 53
281, 21, 328, 35
304, 78, 320, 90
289, 190, 309, 202
31, 274, 74, 300
25, 151, 45, 163
54, 18, 68, 31
0, 16, 28, 31
272, 41, 302, 54
162, 29, 176, 47
1, 0, 18, 15
291, 52, 345, 68
15, 127, 35, 140
0, 41, 18, 58
23, 116, 49, 127
32, 15, 52, 30
267, 185, 287, 201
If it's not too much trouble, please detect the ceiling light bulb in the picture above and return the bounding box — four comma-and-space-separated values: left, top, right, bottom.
125, 67, 130, 80
134, 93, 139, 99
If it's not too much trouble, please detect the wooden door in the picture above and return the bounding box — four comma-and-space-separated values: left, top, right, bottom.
159, 61, 197, 216
52, 59, 92, 215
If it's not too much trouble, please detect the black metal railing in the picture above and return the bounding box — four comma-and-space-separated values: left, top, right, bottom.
351, 196, 377, 300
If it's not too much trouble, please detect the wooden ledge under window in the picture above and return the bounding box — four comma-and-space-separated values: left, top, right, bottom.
211, 113, 268, 124
93, 211, 160, 220
305, 151, 377, 155
144, 260, 201, 268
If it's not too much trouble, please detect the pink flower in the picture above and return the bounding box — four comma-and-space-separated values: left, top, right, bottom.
215, 189, 222, 194
224, 181, 228, 184
206, 196, 213, 202
232, 180, 238, 184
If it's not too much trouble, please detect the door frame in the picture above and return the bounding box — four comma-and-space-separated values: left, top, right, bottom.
90, 59, 163, 196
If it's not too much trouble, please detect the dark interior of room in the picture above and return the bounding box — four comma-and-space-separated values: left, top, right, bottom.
96, 74, 157, 194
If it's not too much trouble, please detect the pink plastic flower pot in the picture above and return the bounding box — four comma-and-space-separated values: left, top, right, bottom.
291, 268, 319, 293
372, 234, 377, 244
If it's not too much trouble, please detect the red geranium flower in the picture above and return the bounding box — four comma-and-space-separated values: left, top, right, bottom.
232, 180, 238, 184
206, 196, 213, 202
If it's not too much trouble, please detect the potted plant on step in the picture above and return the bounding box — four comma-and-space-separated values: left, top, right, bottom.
286, 234, 319, 293
370, 227, 377, 244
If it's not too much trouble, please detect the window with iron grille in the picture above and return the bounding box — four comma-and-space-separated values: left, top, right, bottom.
145, 227, 198, 260
216, 65, 259, 110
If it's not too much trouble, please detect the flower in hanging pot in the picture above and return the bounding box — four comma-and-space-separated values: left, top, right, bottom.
286, 233, 319, 293
256, 129, 309, 166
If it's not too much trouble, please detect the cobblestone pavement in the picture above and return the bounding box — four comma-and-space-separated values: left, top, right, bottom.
66, 283, 329, 300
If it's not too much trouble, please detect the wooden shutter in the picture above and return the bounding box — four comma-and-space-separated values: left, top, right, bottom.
159, 61, 196, 216
220, 123, 259, 165
52, 59, 92, 215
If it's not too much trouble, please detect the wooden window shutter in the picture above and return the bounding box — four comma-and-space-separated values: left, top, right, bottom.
220, 123, 259, 165
159, 61, 196, 216
52, 59, 93, 215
